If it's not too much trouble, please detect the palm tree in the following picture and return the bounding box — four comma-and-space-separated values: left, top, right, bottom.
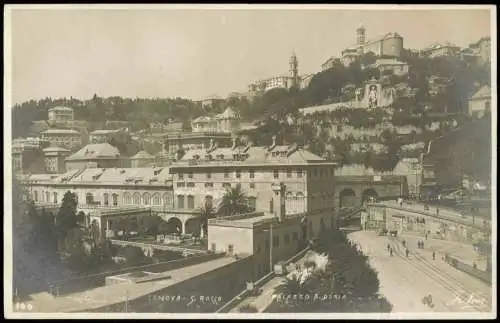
200, 203, 216, 237
220, 185, 251, 217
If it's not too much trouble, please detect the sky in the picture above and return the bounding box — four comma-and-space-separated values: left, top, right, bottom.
6, 5, 493, 105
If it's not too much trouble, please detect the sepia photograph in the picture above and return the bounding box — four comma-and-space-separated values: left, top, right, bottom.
3, 4, 496, 319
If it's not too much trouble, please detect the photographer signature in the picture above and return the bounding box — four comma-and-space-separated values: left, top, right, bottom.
446, 293, 487, 310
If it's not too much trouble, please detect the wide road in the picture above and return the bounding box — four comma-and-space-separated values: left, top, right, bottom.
348, 231, 493, 314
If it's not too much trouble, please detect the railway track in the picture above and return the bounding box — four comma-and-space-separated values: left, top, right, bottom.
388, 236, 491, 312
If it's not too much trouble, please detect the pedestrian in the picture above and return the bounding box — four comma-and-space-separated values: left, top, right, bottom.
425, 232, 428, 240
436, 208, 440, 216
390, 248, 393, 257
387, 243, 391, 252
402, 240, 406, 247
432, 252, 436, 260
405, 248, 409, 257
421, 241, 424, 249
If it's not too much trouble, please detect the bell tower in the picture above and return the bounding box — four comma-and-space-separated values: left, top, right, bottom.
289, 52, 299, 88
356, 24, 366, 55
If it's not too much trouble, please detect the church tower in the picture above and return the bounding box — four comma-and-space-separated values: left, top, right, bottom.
289, 51, 299, 88
356, 24, 366, 55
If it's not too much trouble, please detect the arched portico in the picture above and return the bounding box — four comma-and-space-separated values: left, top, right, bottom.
339, 188, 356, 208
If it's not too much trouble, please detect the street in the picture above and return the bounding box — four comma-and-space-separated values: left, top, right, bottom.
348, 231, 492, 313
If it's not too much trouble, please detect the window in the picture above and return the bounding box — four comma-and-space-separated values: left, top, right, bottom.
248, 197, 257, 210
53, 192, 58, 204
269, 199, 274, 213
235, 170, 241, 179
143, 193, 151, 205
103, 193, 109, 206
34, 191, 38, 202
112, 193, 118, 206
186, 182, 195, 188
205, 195, 213, 208
273, 170, 279, 179
222, 183, 231, 189
123, 192, 132, 205
224, 169, 230, 178
249, 183, 255, 189
249, 170, 255, 179
86, 193, 94, 205
292, 232, 298, 241
177, 195, 185, 209
163, 193, 172, 207
206, 172, 212, 179
188, 172, 193, 179
297, 169, 303, 178
178, 173, 184, 180
256, 244, 261, 253
211, 243, 216, 252
205, 182, 214, 188
284, 233, 290, 245
187, 195, 195, 209
177, 182, 185, 188
265, 239, 269, 249
133, 193, 141, 205
287, 169, 292, 178
273, 235, 279, 247
228, 244, 234, 255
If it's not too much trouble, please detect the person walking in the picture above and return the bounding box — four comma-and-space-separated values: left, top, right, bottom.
421, 240, 424, 249
425, 232, 428, 240
405, 248, 409, 258
387, 243, 391, 252
432, 252, 436, 260
390, 248, 393, 257
436, 208, 440, 216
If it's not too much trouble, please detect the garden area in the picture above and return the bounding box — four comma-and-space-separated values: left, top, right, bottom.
264, 229, 393, 313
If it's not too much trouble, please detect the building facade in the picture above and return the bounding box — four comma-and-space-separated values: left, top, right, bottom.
89, 128, 129, 144
43, 146, 71, 173
48, 106, 74, 125
168, 137, 338, 218
468, 85, 491, 118
40, 128, 82, 150
372, 58, 409, 77
191, 107, 241, 134
420, 42, 461, 58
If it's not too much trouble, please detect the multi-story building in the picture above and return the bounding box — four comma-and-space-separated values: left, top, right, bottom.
43, 146, 71, 174
191, 107, 241, 134
48, 106, 74, 125
65, 143, 128, 171
21, 167, 174, 238
321, 57, 339, 71
164, 132, 233, 161
371, 58, 409, 77
168, 136, 338, 218
40, 128, 82, 150
89, 128, 129, 144
468, 85, 491, 118
12, 141, 44, 174
420, 42, 461, 58
322, 25, 404, 70
248, 53, 310, 93
469, 37, 491, 65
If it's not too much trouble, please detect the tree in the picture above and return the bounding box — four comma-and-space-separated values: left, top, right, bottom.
220, 185, 251, 216
124, 246, 148, 265
200, 203, 216, 237
143, 215, 165, 240
55, 191, 83, 252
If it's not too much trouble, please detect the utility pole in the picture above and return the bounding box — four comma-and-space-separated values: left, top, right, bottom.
269, 222, 273, 273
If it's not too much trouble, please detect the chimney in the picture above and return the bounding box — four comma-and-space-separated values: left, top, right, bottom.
268, 135, 277, 151
271, 182, 286, 222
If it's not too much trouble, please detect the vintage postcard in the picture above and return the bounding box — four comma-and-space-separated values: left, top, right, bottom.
3, 4, 496, 319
